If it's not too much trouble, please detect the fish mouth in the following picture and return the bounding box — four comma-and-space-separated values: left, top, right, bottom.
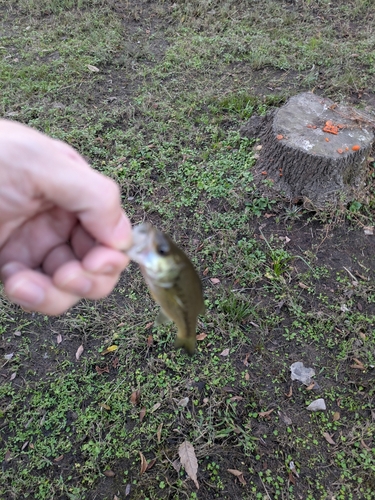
127, 223, 154, 263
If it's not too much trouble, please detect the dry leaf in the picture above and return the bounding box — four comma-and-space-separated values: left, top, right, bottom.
298, 282, 309, 290
76, 345, 84, 361
258, 409, 274, 419
306, 381, 315, 391
100, 403, 111, 410
146, 458, 156, 471
145, 322, 154, 329
130, 390, 140, 406
177, 397, 189, 407
157, 422, 163, 443
139, 407, 146, 422
359, 332, 367, 341
112, 357, 119, 369
10, 372, 16, 380
178, 441, 199, 489
104, 470, 116, 477
125, 484, 131, 496
102, 345, 118, 355
139, 452, 148, 475
220, 348, 230, 357
242, 353, 250, 366
87, 64, 100, 72
288, 471, 296, 484
54, 455, 64, 462
285, 385, 293, 398
210, 278, 220, 284
21, 441, 29, 451
147, 335, 153, 347
171, 458, 181, 472
364, 226, 374, 235
203, 267, 209, 276
323, 432, 335, 445
151, 402, 161, 412
245, 372, 250, 381
227, 469, 246, 485
351, 358, 365, 370
333, 411, 340, 422
57, 334, 62, 344
230, 396, 244, 402
4, 450, 11, 462
196, 333, 207, 341
278, 411, 292, 426
96, 365, 110, 375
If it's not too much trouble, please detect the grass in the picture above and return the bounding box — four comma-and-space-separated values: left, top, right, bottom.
1, 0, 375, 498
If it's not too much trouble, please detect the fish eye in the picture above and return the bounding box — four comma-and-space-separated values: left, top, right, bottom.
157, 242, 170, 256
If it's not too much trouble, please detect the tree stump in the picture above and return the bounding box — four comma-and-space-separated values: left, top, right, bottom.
241, 92, 375, 209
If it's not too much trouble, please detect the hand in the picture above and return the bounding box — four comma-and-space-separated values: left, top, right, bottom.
0, 120, 132, 315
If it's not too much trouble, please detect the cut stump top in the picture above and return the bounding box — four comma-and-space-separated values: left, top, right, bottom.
275, 92, 373, 158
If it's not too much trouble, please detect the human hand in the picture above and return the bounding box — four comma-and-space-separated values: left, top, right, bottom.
0, 120, 132, 315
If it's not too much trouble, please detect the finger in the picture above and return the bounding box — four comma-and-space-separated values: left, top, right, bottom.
53, 247, 129, 298
70, 224, 96, 259
40, 141, 133, 250
1, 263, 81, 315
42, 243, 77, 276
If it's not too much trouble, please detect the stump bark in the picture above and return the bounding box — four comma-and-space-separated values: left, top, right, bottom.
241, 92, 375, 209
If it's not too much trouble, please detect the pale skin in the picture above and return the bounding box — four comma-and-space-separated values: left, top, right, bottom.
0, 119, 133, 315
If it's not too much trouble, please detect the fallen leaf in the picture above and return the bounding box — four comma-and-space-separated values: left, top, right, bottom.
76, 345, 84, 361
285, 385, 293, 398
258, 409, 274, 419
125, 484, 131, 496
359, 332, 367, 341
323, 432, 335, 445
298, 282, 309, 290
230, 396, 244, 402
139, 407, 146, 422
288, 471, 296, 484
130, 390, 141, 406
112, 357, 119, 369
157, 423, 163, 443
196, 333, 207, 341
10, 372, 17, 381
151, 402, 161, 412
177, 397, 189, 407
227, 469, 246, 485
102, 345, 118, 355
351, 358, 365, 370
171, 458, 181, 472
4, 450, 11, 462
306, 381, 315, 391
210, 278, 220, 284
87, 64, 100, 72
96, 365, 110, 375
178, 441, 199, 489
21, 441, 29, 451
13, 331, 22, 337
220, 348, 230, 357
364, 226, 374, 235
242, 353, 250, 366
54, 455, 64, 462
104, 470, 116, 477
139, 452, 148, 475
245, 372, 250, 381
278, 411, 292, 426
145, 322, 154, 329
146, 458, 156, 471
203, 267, 209, 276
147, 335, 153, 347
100, 403, 111, 410
4, 353, 14, 361
332, 411, 340, 422
57, 334, 62, 344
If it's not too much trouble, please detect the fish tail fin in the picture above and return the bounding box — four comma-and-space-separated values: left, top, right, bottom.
175, 335, 196, 356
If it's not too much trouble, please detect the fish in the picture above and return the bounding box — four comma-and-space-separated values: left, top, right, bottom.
127, 222, 205, 355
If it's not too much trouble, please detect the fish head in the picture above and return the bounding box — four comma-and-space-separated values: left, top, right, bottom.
128, 223, 184, 286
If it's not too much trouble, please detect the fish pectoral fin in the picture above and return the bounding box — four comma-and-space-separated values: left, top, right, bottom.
155, 309, 172, 326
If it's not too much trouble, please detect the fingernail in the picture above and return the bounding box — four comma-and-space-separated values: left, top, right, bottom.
8, 280, 45, 307
112, 213, 133, 251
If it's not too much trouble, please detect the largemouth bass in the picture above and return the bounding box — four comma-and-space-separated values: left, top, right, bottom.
127, 223, 205, 355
